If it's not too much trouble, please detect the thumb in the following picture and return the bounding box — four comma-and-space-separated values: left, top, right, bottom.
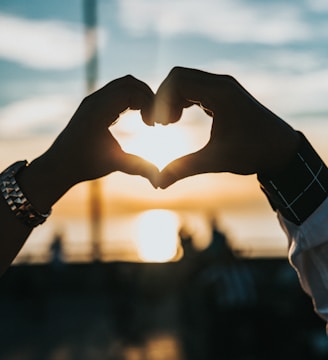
159, 150, 210, 189
118, 153, 160, 188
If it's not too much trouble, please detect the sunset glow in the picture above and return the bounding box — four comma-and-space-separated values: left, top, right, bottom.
123, 122, 190, 171
111, 112, 191, 170
136, 210, 179, 262
3, 0, 328, 264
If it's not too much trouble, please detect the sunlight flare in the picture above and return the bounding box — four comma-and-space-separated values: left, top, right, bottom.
123, 122, 190, 171
136, 210, 179, 262
111, 114, 190, 170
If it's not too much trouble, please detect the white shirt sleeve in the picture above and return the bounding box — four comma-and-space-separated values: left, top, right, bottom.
278, 197, 328, 331
258, 132, 328, 331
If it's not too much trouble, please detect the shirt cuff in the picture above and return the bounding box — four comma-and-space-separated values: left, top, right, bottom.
258, 132, 328, 225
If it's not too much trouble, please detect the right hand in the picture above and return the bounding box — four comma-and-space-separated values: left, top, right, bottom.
148, 67, 300, 188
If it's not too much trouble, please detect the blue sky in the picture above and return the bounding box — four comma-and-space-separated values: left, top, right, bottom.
1, 0, 328, 140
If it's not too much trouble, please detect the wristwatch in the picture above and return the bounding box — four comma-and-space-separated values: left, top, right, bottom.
0, 160, 52, 227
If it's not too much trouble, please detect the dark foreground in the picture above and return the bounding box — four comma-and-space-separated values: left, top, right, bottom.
0, 231, 327, 360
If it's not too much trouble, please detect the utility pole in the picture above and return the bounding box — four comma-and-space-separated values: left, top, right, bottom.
83, 0, 102, 261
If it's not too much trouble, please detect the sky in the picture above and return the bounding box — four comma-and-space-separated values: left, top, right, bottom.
2, 0, 328, 134
1, 0, 328, 262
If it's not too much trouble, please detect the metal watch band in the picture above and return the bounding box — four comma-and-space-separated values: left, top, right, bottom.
0, 160, 52, 228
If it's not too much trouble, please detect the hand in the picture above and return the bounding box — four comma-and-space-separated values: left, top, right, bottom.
149, 67, 300, 188
49, 75, 158, 185
19, 75, 160, 212
0, 75, 160, 275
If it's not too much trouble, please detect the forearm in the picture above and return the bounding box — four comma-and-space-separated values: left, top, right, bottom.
0, 153, 72, 276
258, 132, 328, 327
0, 75, 158, 276
258, 132, 328, 225
0, 191, 33, 275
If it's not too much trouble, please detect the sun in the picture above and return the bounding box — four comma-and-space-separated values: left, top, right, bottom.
123, 122, 190, 171
110, 108, 211, 171
136, 210, 179, 262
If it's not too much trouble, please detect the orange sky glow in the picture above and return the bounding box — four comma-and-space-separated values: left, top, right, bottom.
3, 106, 328, 264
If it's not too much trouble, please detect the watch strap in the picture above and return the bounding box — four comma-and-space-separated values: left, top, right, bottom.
0, 160, 52, 227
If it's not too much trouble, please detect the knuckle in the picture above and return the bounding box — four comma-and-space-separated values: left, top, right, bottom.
121, 74, 136, 83
109, 74, 136, 89
222, 74, 238, 88
216, 74, 238, 93
219, 74, 236, 83
81, 93, 94, 106
169, 66, 186, 79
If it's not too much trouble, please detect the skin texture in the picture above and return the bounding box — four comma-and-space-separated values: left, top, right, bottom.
148, 67, 300, 189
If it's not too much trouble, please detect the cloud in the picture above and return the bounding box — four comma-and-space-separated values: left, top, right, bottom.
307, 0, 328, 11
0, 12, 105, 69
243, 70, 328, 118
118, 0, 311, 44
196, 55, 328, 118
257, 49, 323, 73
0, 95, 77, 138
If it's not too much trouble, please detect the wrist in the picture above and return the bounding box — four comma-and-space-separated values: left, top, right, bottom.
258, 132, 328, 224
16, 152, 73, 214
0, 161, 52, 227
258, 126, 301, 176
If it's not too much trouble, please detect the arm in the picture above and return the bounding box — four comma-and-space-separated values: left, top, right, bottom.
0, 75, 159, 276
258, 134, 328, 328
154, 66, 328, 327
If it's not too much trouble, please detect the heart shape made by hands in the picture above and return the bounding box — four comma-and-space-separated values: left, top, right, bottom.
110, 106, 212, 171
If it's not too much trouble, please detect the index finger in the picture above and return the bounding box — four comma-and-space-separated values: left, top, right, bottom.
87, 75, 155, 127
151, 67, 228, 125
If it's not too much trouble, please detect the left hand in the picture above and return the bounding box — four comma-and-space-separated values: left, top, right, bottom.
0, 75, 160, 276
49, 75, 159, 187
20, 75, 160, 213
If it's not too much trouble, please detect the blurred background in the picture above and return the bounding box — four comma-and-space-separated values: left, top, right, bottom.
1, 0, 328, 358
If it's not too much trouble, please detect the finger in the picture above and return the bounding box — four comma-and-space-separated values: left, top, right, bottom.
153, 67, 218, 125
159, 149, 210, 189
152, 68, 191, 125
140, 99, 155, 126
117, 153, 160, 188
95, 75, 155, 127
